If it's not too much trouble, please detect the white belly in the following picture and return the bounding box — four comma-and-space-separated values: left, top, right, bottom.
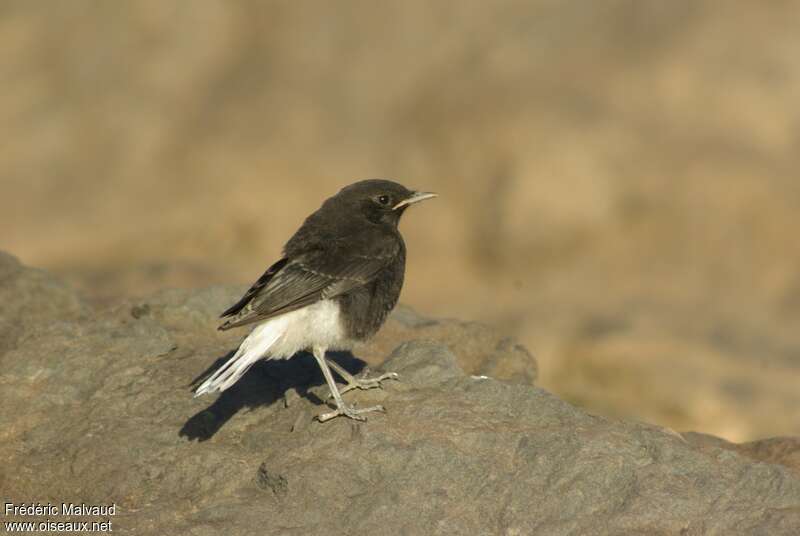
251, 299, 350, 360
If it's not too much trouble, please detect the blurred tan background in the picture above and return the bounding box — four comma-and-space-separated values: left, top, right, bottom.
2, 0, 799, 442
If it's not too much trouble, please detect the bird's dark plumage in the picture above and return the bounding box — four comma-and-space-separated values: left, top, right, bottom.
217, 179, 412, 332
196, 179, 436, 422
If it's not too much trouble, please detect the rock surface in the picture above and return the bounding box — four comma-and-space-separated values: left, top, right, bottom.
2, 252, 800, 535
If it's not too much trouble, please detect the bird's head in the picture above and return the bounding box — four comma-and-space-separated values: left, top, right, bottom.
332, 179, 437, 227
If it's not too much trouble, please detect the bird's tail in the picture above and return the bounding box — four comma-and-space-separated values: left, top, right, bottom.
194, 319, 284, 397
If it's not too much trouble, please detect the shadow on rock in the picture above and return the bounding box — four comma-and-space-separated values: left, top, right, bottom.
179, 350, 367, 441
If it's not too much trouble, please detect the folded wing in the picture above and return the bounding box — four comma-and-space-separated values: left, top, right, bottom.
218, 247, 396, 330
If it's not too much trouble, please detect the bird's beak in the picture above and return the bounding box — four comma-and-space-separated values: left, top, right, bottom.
393, 191, 438, 210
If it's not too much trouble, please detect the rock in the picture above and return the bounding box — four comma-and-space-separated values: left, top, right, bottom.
358, 304, 538, 385
382, 340, 463, 388
684, 432, 800, 478
0, 251, 88, 356
2, 253, 800, 534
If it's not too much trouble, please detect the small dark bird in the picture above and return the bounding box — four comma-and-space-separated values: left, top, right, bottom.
194, 179, 436, 422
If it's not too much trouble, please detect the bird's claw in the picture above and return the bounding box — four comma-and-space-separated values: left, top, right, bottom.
329, 371, 400, 399
342, 371, 400, 395
316, 403, 385, 423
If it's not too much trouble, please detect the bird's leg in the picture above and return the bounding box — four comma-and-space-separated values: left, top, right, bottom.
325, 358, 399, 397
312, 346, 385, 422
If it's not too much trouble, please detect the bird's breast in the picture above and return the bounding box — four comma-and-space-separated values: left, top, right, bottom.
336, 250, 406, 341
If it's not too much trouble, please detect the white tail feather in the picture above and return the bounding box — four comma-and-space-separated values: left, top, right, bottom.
194, 318, 286, 397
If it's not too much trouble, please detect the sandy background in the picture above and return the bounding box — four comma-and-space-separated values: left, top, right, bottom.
2, 0, 799, 442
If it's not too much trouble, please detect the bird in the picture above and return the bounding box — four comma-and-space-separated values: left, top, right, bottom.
193, 179, 437, 422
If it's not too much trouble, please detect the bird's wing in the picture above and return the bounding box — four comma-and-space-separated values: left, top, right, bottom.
218, 247, 395, 330
219, 257, 289, 318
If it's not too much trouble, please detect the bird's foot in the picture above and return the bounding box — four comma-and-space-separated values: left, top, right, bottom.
316, 402, 385, 423
332, 371, 400, 397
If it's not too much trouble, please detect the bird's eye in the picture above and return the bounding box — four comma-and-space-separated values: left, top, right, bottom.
377, 195, 391, 206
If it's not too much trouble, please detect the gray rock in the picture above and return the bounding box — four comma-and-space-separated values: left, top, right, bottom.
382, 340, 463, 388
0, 251, 88, 357
357, 304, 539, 386
684, 431, 800, 478
2, 252, 800, 535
